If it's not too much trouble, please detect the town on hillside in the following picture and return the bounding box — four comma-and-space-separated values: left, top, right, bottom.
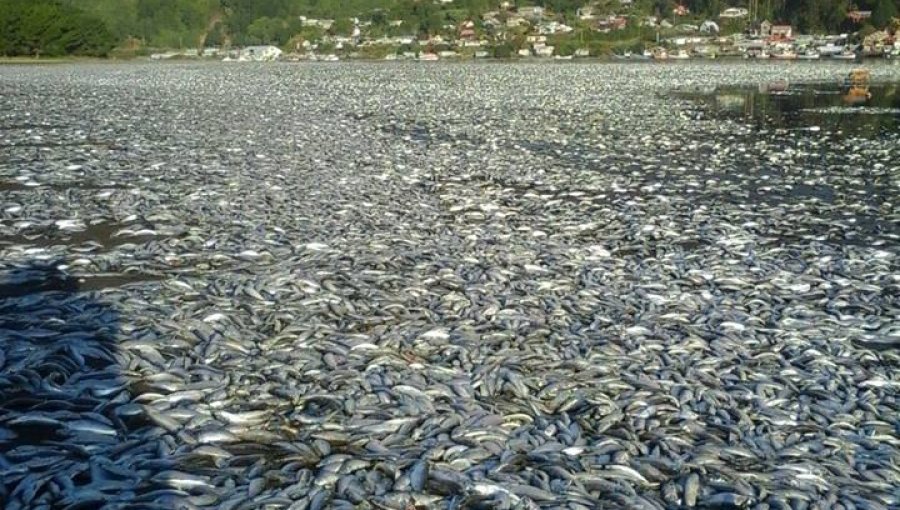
150, 2, 900, 62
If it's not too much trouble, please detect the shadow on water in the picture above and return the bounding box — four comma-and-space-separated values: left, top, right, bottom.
676, 82, 900, 137
0, 259, 184, 509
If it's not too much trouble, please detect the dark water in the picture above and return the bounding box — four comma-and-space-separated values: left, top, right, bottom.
0, 222, 160, 251
679, 82, 900, 136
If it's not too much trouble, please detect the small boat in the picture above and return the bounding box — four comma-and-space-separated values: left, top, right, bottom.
771, 50, 798, 60
832, 50, 857, 60
670, 49, 690, 60
651, 47, 668, 60
797, 50, 820, 60
818, 43, 844, 56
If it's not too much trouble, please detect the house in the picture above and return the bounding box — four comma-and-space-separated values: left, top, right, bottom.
517, 6, 546, 21
577, 5, 597, 20
595, 15, 627, 32
575, 48, 591, 57
674, 5, 690, 16
506, 15, 529, 28
518, 48, 532, 57
759, 20, 772, 36
537, 21, 573, 35
847, 10, 872, 23
533, 43, 555, 57
459, 20, 477, 40
300, 17, 334, 30
770, 24, 792, 40
239, 45, 283, 61
700, 21, 720, 34
719, 8, 749, 19
641, 16, 658, 27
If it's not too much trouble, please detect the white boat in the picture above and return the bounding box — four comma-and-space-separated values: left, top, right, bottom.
670, 49, 690, 60
817, 43, 844, 56
797, 50, 820, 60
832, 51, 857, 60
771, 50, 798, 60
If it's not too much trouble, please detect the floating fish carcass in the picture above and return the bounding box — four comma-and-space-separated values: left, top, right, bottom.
1, 61, 898, 510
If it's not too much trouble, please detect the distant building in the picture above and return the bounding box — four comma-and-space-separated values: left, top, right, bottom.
458, 20, 477, 41
517, 6, 546, 21
538, 21, 573, 35
595, 15, 627, 32
719, 8, 749, 19
641, 16, 658, 27
847, 10, 872, 23
533, 43, 555, 57
238, 46, 283, 61
770, 24, 793, 40
577, 6, 598, 20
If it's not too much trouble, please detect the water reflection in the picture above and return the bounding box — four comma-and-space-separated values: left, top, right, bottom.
682, 82, 900, 136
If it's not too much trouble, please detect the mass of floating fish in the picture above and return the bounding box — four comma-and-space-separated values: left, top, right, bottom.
1, 62, 898, 510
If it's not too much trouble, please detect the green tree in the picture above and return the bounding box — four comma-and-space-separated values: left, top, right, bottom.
871, 0, 898, 28
0, 0, 116, 57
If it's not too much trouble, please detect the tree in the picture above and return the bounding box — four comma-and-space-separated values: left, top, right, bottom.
0, 0, 116, 57
330, 17, 355, 36
871, 0, 898, 29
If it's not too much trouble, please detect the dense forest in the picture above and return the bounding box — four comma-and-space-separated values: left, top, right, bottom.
0, 0, 897, 56
0, 0, 116, 56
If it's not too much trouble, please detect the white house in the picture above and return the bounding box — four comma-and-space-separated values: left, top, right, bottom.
720, 8, 749, 19
538, 21, 574, 35
533, 43, 555, 57
517, 6, 545, 21
238, 46, 283, 61
578, 6, 597, 20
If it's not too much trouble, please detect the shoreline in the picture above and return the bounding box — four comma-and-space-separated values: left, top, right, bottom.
4, 56, 895, 66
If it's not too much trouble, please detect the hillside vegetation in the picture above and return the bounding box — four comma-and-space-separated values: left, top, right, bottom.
1, 0, 897, 56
